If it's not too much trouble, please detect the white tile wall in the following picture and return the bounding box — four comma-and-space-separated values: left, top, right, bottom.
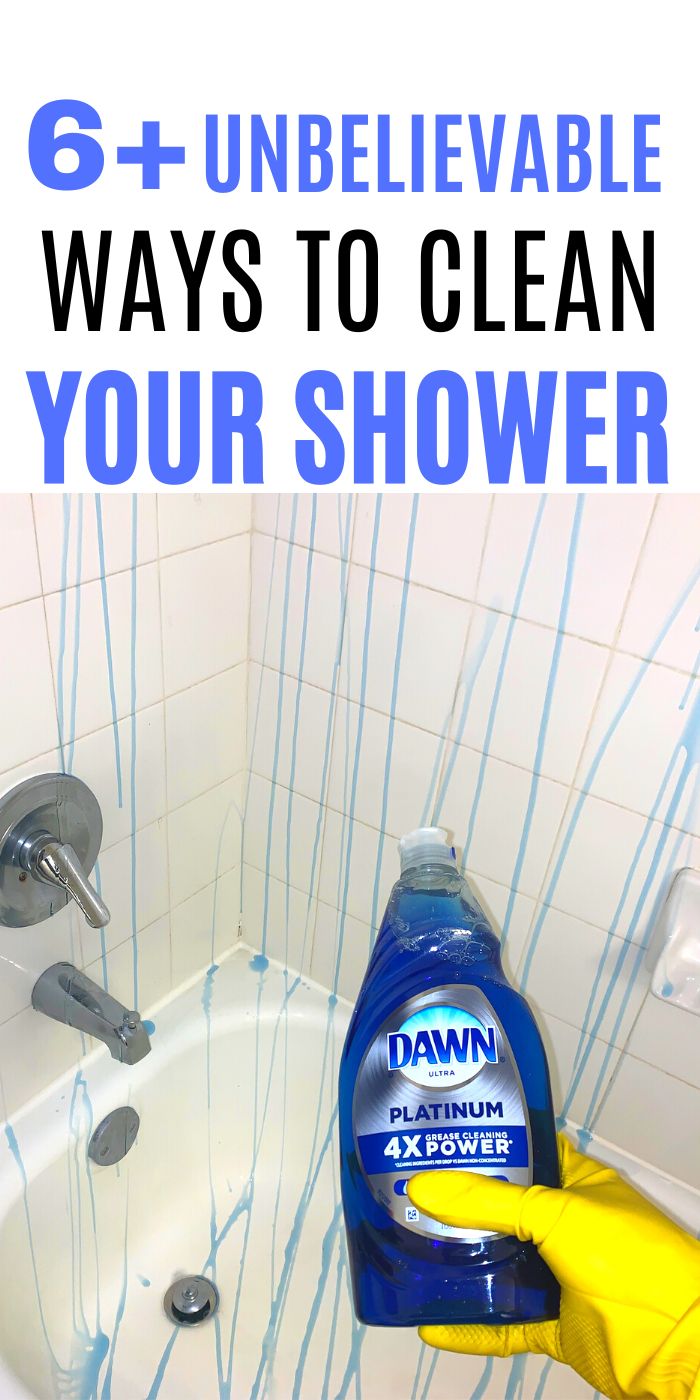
0, 493, 249, 1109
243, 492, 700, 1191
2, 489, 700, 1196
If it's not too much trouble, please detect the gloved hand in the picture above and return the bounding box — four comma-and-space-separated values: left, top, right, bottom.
407, 1133, 700, 1400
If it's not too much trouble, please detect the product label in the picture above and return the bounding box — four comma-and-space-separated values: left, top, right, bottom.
352, 985, 532, 1241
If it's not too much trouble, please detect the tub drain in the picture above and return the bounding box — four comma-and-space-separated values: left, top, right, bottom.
164, 1276, 219, 1327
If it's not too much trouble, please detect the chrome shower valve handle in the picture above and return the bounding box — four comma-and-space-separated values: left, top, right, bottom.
25, 835, 111, 929
0, 773, 110, 930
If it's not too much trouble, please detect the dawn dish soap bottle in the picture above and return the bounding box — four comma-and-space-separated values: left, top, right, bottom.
338, 827, 560, 1328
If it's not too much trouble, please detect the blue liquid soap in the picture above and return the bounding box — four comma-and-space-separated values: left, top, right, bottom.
338, 827, 560, 1328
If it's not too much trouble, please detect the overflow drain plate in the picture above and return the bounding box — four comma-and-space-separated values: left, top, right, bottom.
88, 1107, 140, 1167
164, 1275, 219, 1327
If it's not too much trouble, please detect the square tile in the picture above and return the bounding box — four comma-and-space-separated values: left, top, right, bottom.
595, 1055, 700, 1186
43, 563, 163, 743
70, 703, 167, 851
0, 742, 61, 809
352, 494, 492, 601
243, 773, 324, 901
89, 818, 170, 960
157, 494, 251, 555
254, 494, 355, 557
248, 664, 335, 803
249, 534, 346, 690
318, 809, 395, 928
478, 495, 654, 645
86, 913, 171, 1017
517, 905, 648, 1048
0, 496, 41, 608
626, 992, 700, 1091
542, 792, 694, 944
33, 494, 158, 594
537, 1010, 621, 1126
0, 599, 58, 773
326, 698, 445, 836
0, 901, 82, 1024
617, 496, 700, 673
242, 865, 316, 973
468, 875, 535, 983
578, 656, 699, 834
0, 1004, 82, 1116
437, 745, 569, 899
463, 610, 608, 784
166, 664, 246, 810
170, 868, 242, 987
310, 898, 372, 1002
160, 536, 249, 694
168, 775, 244, 907
343, 566, 470, 733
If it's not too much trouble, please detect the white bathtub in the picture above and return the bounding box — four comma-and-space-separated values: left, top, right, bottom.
0, 944, 697, 1400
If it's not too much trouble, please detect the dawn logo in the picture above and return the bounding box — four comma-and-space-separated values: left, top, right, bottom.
387, 1005, 498, 1087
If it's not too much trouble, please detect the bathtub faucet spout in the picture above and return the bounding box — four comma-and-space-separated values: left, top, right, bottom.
31, 963, 151, 1065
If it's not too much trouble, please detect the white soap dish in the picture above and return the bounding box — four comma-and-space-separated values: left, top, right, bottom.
649, 868, 700, 1016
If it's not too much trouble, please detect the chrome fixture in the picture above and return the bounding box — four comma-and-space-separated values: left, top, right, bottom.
32, 963, 151, 1065
88, 1106, 141, 1165
164, 1276, 220, 1327
0, 774, 110, 929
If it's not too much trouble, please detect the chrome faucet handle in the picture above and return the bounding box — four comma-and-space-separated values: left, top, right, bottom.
29, 838, 111, 929
0, 774, 109, 931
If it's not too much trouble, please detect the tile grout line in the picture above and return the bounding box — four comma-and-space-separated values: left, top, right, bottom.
243, 774, 662, 951
252, 519, 700, 680
245, 662, 700, 843
0, 520, 253, 614
0, 660, 250, 790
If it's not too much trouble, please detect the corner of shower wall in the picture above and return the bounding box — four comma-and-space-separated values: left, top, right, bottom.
0, 493, 253, 1117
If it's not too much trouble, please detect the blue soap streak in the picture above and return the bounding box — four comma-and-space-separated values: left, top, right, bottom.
335, 498, 382, 986
502, 496, 583, 947
470, 1357, 494, 1400
299, 498, 354, 971
291, 1203, 343, 1399
368, 496, 419, 935
321, 1240, 346, 1399
4, 1125, 61, 1368
95, 496, 123, 806
56, 494, 71, 768
505, 1354, 528, 1400
533, 1357, 554, 1400
461, 497, 546, 869
249, 1008, 339, 1398
261, 504, 298, 958
271, 500, 318, 1301
128, 496, 139, 1007
431, 609, 500, 825
66, 493, 84, 774
561, 687, 700, 1120
409, 1345, 426, 1400
520, 554, 700, 998
242, 500, 282, 873
419, 1350, 439, 1400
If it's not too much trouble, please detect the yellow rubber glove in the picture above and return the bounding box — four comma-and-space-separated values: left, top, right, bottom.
407, 1133, 700, 1400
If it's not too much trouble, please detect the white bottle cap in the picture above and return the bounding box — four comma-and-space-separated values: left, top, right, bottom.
398, 827, 457, 873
